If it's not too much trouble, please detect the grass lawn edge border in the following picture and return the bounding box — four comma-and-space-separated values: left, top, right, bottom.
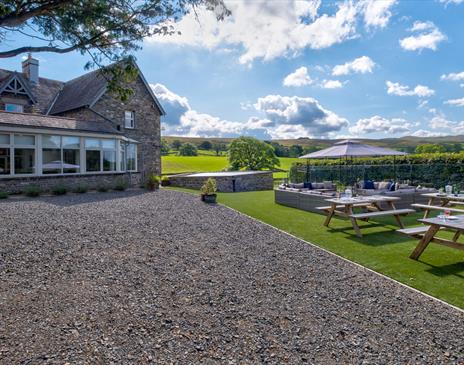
168, 187, 464, 313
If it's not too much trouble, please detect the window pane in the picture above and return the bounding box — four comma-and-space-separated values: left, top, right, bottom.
63, 149, 80, 173
0, 148, 10, 175
42, 135, 61, 148
86, 150, 100, 172
14, 148, 34, 174
124, 111, 134, 128
62, 136, 80, 149
42, 148, 62, 174
85, 138, 100, 149
14, 134, 35, 145
102, 139, 116, 150
120, 149, 126, 171
0, 134, 9, 145
127, 144, 136, 171
5, 104, 23, 113
103, 151, 116, 171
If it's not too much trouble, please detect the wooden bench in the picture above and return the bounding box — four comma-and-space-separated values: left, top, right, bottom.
398, 225, 462, 248
411, 204, 464, 214
397, 226, 442, 237
350, 209, 415, 220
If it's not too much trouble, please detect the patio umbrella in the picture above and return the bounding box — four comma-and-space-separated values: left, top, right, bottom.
43, 160, 80, 170
298, 140, 407, 184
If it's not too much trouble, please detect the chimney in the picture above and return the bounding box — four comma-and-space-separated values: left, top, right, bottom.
22, 54, 39, 84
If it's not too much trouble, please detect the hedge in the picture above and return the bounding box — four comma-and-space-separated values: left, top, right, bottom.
289, 152, 464, 189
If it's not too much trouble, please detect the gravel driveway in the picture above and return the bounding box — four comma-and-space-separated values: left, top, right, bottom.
0, 189, 463, 364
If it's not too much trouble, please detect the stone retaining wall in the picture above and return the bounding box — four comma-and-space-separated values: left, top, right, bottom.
0, 173, 141, 194
169, 172, 274, 192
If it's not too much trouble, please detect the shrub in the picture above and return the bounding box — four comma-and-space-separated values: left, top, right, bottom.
73, 184, 88, 194
161, 176, 170, 186
200, 178, 217, 195
0, 190, 8, 199
97, 184, 109, 192
51, 185, 67, 195
145, 174, 160, 190
25, 185, 41, 197
113, 178, 128, 191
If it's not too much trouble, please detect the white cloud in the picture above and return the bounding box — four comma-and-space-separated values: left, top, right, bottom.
441, 71, 464, 81
444, 97, 464, 107
150, 1, 362, 65
427, 113, 464, 135
283, 66, 313, 87
321, 79, 343, 89
349, 115, 411, 135
332, 56, 375, 76
440, 0, 464, 5
359, 0, 397, 28
254, 95, 348, 137
151, 83, 191, 125
399, 21, 446, 51
386, 81, 435, 98
410, 129, 448, 137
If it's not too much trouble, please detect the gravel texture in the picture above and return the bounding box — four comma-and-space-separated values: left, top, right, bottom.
0, 189, 463, 364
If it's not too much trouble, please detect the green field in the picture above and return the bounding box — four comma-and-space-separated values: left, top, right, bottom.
162, 153, 299, 179
167, 187, 464, 309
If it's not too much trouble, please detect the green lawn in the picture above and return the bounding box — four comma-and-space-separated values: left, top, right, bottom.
168, 187, 464, 309
162, 154, 299, 179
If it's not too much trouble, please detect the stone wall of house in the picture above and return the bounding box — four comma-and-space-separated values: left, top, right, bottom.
59, 108, 109, 123
0, 94, 33, 113
89, 75, 162, 180
169, 172, 274, 192
0, 172, 141, 194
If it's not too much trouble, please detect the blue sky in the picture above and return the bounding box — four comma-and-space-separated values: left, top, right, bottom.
2, 0, 464, 139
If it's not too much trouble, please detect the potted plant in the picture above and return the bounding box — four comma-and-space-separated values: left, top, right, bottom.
146, 174, 160, 191
161, 176, 170, 186
200, 178, 217, 203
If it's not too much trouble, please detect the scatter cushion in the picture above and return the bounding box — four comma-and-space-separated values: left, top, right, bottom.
363, 180, 375, 189
389, 182, 396, 191
303, 182, 312, 189
312, 183, 325, 189
378, 181, 391, 190
292, 183, 304, 189
323, 181, 333, 189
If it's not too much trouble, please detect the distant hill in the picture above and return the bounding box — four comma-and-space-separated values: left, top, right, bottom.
162, 135, 464, 150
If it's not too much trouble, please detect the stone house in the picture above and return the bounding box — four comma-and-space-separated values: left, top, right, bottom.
0, 55, 164, 193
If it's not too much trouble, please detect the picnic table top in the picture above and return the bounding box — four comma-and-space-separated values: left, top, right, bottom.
325, 195, 400, 205
418, 215, 464, 230
421, 192, 464, 200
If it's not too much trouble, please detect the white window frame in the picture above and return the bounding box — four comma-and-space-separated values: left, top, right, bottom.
84, 138, 118, 173
124, 111, 135, 129
11, 133, 36, 176
5, 103, 24, 113
41, 135, 81, 175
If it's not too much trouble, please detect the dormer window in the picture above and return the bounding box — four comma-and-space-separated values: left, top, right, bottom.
124, 111, 135, 129
5, 103, 23, 113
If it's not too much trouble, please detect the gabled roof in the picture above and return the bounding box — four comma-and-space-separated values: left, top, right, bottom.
48, 61, 165, 116
0, 110, 121, 135
0, 72, 37, 103
47, 69, 106, 115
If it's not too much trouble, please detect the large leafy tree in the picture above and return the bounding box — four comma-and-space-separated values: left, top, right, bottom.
228, 136, 280, 171
0, 0, 229, 96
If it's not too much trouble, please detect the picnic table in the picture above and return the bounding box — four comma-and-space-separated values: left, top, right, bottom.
420, 193, 464, 218
319, 195, 415, 238
398, 215, 464, 260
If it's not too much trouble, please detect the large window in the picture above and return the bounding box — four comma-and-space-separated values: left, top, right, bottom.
127, 143, 137, 171
5, 103, 24, 113
124, 111, 135, 129
85, 138, 117, 172
42, 135, 80, 174
0, 134, 10, 175
13, 134, 35, 174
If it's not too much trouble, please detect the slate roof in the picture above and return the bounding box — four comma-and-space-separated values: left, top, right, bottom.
0, 69, 63, 114
0, 111, 121, 135
47, 69, 107, 115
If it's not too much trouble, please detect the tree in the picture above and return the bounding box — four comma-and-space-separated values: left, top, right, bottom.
415, 144, 446, 154
288, 145, 303, 158
199, 140, 213, 150
160, 139, 170, 155
266, 141, 289, 157
228, 137, 280, 171
171, 139, 183, 150
178, 143, 198, 156
0, 0, 229, 98
212, 142, 227, 156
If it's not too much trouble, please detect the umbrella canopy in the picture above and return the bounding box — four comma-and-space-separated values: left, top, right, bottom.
299, 139, 406, 159
43, 160, 80, 170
